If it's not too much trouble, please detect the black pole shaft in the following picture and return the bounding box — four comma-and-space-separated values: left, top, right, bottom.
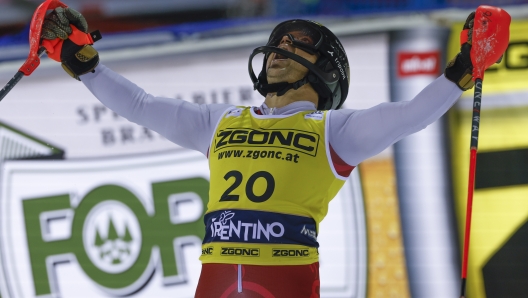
470, 78, 483, 149
0, 71, 25, 102
460, 78, 483, 298
0, 47, 47, 102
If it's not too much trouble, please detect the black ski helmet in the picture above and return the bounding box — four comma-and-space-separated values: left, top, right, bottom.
248, 19, 350, 110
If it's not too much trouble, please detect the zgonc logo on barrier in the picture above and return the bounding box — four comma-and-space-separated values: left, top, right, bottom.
398, 51, 440, 77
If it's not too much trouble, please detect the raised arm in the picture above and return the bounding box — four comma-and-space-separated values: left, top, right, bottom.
40, 7, 233, 155
329, 75, 463, 166
81, 64, 233, 155
328, 11, 496, 167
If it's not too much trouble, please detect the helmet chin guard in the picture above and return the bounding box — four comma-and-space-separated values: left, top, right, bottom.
248, 19, 350, 110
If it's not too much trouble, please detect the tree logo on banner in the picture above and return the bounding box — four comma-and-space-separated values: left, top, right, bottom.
83, 201, 142, 274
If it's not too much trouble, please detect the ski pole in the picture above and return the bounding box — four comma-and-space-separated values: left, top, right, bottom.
460, 5, 511, 298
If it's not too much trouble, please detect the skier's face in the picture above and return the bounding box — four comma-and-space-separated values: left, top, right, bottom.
266, 31, 319, 84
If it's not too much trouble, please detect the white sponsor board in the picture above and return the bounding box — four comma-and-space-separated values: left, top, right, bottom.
0, 149, 366, 298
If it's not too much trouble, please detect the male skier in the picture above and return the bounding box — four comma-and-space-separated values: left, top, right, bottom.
41, 8, 491, 297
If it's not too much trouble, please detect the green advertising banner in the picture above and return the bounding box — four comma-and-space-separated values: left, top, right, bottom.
0, 151, 210, 297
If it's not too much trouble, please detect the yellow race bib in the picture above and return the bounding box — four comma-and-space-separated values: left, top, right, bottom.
200, 107, 351, 265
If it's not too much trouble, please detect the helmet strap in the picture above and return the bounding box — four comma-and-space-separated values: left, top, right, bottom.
257, 76, 309, 96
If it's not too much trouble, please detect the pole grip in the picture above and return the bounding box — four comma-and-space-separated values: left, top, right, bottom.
471, 5, 511, 80
20, 0, 68, 76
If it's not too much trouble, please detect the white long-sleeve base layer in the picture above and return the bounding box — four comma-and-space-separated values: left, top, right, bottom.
81, 64, 463, 167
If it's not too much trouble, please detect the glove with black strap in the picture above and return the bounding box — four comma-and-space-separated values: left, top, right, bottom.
445, 11, 475, 91
41, 7, 102, 80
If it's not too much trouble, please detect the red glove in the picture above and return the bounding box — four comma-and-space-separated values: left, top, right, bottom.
444, 12, 475, 91
41, 24, 96, 62
41, 7, 102, 80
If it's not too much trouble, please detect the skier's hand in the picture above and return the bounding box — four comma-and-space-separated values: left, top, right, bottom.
41, 7, 101, 80
445, 12, 475, 91
41, 7, 88, 40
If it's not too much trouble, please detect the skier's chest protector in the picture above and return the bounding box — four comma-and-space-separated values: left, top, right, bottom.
202, 107, 347, 265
